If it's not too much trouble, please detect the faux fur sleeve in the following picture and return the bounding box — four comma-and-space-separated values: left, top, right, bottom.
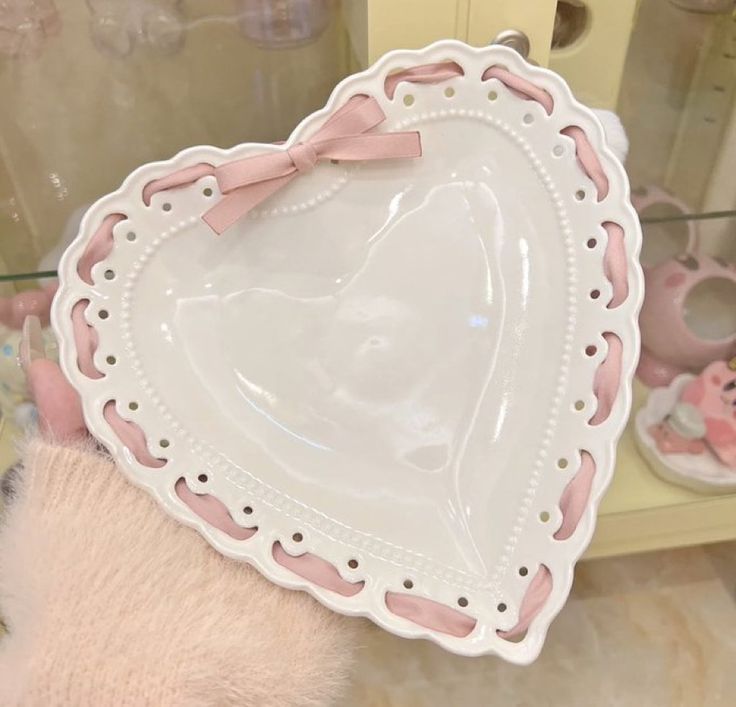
0, 439, 358, 706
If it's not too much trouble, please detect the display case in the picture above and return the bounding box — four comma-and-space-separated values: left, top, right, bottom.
2, 0, 735, 557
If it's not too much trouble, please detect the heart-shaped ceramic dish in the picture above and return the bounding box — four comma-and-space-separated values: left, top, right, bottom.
52, 41, 642, 663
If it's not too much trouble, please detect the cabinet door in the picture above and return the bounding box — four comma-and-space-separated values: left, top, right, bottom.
348, 0, 558, 67
344, 0, 471, 66
548, 0, 640, 109
466, 0, 557, 66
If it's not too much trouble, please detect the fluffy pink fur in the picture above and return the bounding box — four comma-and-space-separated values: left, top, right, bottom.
0, 439, 357, 705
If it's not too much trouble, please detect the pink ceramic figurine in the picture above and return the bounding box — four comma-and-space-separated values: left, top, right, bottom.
649, 358, 736, 469
637, 254, 736, 387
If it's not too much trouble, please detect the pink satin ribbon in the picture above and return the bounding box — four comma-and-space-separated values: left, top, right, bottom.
202, 94, 422, 234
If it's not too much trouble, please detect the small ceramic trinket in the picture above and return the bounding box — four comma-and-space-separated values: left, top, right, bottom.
637, 253, 736, 387
636, 358, 736, 493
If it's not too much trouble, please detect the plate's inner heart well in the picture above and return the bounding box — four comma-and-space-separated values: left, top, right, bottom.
130, 115, 567, 580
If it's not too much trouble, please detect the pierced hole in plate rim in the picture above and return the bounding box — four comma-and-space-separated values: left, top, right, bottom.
385, 592, 476, 638
557, 457, 568, 469
498, 566, 553, 642
105, 355, 116, 365
128, 401, 139, 410
77, 213, 124, 285
602, 222, 628, 309
160, 439, 170, 448
561, 126, 610, 201
203, 187, 213, 197
458, 596, 469, 608
403, 94, 415, 107
552, 144, 564, 156
585, 344, 597, 357
104, 269, 115, 280
126, 231, 137, 242
175, 478, 255, 541
574, 400, 586, 411
539, 511, 551, 523
481, 65, 554, 114
273, 543, 364, 597
243, 505, 253, 515
71, 299, 103, 379
555, 451, 597, 540
403, 579, 414, 589
292, 532, 304, 543
444, 86, 455, 98
98, 309, 109, 320
590, 332, 623, 426
197, 473, 208, 483
487, 90, 498, 101
522, 113, 534, 124
348, 559, 359, 569
575, 189, 586, 201
162, 202, 172, 212
497, 602, 507, 612
519, 566, 529, 577
102, 401, 166, 468
590, 289, 601, 300
382, 60, 463, 99
586, 238, 597, 249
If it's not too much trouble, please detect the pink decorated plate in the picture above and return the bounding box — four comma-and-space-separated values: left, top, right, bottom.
52, 41, 642, 662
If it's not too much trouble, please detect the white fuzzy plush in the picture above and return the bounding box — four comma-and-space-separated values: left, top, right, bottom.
0, 441, 358, 705
592, 109, 629, 163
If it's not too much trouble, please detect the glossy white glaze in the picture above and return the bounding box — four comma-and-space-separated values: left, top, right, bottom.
52, 42, 643, 661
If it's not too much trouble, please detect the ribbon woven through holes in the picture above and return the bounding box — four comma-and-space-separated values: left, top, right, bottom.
202, 94, 422, 234
106, 60, 628, 644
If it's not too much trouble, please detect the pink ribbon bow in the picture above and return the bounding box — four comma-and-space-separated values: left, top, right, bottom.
202, 94, 422, 234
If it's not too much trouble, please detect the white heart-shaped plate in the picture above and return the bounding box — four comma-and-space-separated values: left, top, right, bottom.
53, 42, 642, 663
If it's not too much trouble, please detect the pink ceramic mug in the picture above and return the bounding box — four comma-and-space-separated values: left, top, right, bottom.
638, 254, 736, 387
